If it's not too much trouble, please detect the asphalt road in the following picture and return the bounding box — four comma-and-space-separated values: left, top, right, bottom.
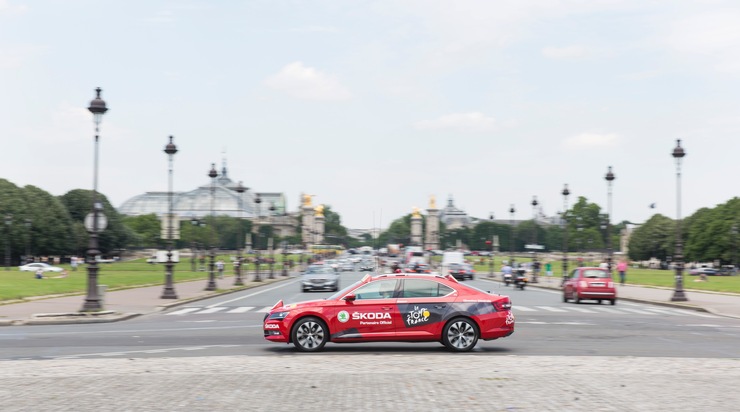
2, 270, 739, 361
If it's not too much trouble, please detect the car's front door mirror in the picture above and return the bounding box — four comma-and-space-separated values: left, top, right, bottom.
343, 293, 356, 302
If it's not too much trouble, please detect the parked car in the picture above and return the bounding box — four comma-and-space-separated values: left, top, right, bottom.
689, 267, 719, 276
563, 267, 617, 305
300, 266, 340, 292
18, 262, 63, 273
719, 265, 737, 276
264, 273, 515, 352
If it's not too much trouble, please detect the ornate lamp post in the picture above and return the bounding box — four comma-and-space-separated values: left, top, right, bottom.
254, 193, 262, 282
204, 163, 218, 291
282, 241, 289, 276
671, 140, 688, 302
509, 204, 516, 267
161, 136, 178, 299
82, 88, 108, 311
605, 166, 615, 273
233, 181, 246, 286
531, 196, 539, 283
268, 202, 276, 279
4, 214, 11, 270
562, 184, 570, 283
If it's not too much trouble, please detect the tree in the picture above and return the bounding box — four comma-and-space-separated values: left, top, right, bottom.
59, 189, 133, 255
121, 214, 162, 248
627, 214, 674, 261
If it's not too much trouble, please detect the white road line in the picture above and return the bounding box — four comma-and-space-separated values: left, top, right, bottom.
565, 307, 597, 313
205, 279, 299, 308
643, 308, 681, 316
256, 306, 273, 313
591, 307, 622, 313
535, 306, 568, 312
618, 308, 657, 315
513, 306, 536, 312
195, 307, 228, 314
166, 308, 201, 316
666, 309, 718, 318
227, 307, 255, 313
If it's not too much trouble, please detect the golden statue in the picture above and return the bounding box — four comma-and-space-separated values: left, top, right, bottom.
314, 204, 324, 217
429, 195, 437, 209
302, 194, 313, 207
412, 206, 421, 218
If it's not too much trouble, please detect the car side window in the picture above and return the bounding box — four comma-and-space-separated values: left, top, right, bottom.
571, 269, 579, 279
353, 279, 398, 300
401, 279, 454, 298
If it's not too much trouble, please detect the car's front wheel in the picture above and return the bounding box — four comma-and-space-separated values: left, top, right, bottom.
291, 317, 328, 352
442, 318, 479, 352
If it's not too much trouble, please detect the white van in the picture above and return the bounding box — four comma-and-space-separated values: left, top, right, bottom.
441, 252, 465, 276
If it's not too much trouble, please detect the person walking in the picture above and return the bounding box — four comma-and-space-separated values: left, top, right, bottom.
216, 259, 225, 279
616, 259, 628, 285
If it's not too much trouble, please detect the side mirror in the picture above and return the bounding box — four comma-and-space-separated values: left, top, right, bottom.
343, 294, 356, 302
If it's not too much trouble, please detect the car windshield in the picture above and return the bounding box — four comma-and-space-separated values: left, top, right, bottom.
305, 267, 335, 275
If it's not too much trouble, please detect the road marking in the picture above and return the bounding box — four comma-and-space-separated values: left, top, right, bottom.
205, 279, 299, 308
618, 308, 656, 315
227, 306, 255, 313
590, 307, 622, 313
196, 307, 228, 314
665, 309, 718, 318
166, 307, 201, 315
513, 306, 536, 312
256, 306, 273, 313
535, 306, 568, 312
565, 307, 597, 313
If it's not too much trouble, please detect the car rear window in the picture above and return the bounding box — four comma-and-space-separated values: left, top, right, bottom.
582, 269, 610, 278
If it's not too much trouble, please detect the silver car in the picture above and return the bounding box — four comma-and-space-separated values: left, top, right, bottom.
301, 266, 340, 292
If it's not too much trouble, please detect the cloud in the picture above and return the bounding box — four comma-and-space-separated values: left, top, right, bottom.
289, 26, 340, 33
0, 0, 28, 15
542, 45, 588, 59
563, 132, 620, 148
414, 112, 496, 133
264, 62, 351, 101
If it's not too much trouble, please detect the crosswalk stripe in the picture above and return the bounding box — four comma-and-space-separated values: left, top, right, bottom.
227, 307, 255, 313
513, 306, 536, 312
535, 306, 567, 312
195, 307, 228, 314
591, 307, 622, 313
565, 307, 597, 313
166, 308, 201, 316
618, 308, 656, 315
665, 309, 718, 318
256, 306, 273, 313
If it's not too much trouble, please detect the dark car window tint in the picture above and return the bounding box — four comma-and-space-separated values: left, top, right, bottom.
353, 279, 398, 300
401, 279, 454, 298
582, 269, 609, 278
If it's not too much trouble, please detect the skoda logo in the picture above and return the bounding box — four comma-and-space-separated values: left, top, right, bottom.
337, 310, 349, 323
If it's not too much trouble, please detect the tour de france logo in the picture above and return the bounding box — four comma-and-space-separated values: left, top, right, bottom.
337, 310, 349, 323
406, 306, 430, 325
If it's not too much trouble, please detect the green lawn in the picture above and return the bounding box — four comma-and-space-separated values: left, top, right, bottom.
0, 254, 299, 302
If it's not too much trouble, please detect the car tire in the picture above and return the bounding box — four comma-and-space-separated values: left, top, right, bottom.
610, 299, 616, 306
442, 317, 479, 352
563, 294, 568, 303
574, 294, 581, 304
291, 317, 329, 352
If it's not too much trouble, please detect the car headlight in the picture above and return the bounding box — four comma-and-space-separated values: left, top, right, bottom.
268, 311, 290, 320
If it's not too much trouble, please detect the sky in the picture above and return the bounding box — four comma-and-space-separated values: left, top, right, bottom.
1, 0, 739, 230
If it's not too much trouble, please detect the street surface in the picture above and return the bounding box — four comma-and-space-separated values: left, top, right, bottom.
1, 270, 739, 360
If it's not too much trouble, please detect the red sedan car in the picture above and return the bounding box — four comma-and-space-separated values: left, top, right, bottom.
563, 267, 617, 305
264, 273, 515, 352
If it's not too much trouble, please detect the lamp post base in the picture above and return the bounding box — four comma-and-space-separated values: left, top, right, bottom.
161, 288, 178, 299
670, 291, 688, 302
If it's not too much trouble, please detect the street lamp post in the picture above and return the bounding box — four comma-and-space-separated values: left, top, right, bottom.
234, 181, 246, 286
82, 87, 108, 312
24, 219, 32, 263
269, 203, 276, 279
161, 136, 179, 299
562, 184, 570, 283
205, 163, 218, 291
254, 194, 262, 282
605, 166, 615, 274
531, 196, 539, 283
4, 214, 12, 270
671, 140, 688, 302
509, 205, 516, 268
282, 241, 289, 276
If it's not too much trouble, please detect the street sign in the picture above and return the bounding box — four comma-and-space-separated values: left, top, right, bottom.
525, 244, 544, 250
84, 212, 108, 232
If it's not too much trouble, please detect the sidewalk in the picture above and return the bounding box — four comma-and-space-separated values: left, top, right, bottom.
481, 274, 740, 319
0, 272, 294, 326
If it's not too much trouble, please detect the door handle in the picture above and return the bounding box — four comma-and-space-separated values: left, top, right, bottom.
434, 305, 446, 309
382, 306, 392, 310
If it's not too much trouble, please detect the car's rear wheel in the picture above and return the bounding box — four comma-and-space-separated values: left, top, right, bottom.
610, 299, 616, 305
291, 317, 328, 352
573, 293, 581, 304
442, 318, 479, 352
563, 293, 568, 303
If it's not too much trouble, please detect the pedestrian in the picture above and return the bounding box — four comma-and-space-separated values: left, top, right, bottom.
35, 268, 44, 279
616, 259, 628, 285
216, 259, 225, 279
545, 261, 552, 280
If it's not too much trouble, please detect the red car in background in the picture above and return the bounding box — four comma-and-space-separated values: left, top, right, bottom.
563, 267, 617, 305
264, 273, 515, 352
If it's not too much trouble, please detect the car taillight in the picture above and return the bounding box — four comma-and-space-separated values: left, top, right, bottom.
493, 298, 512, 311
579, 281, 587, 288
608, 281, 614, 288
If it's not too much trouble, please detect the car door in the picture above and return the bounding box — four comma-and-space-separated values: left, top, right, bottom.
329, 279, 400, 341
395, 279, 457, 339
563, 269, 580, 296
